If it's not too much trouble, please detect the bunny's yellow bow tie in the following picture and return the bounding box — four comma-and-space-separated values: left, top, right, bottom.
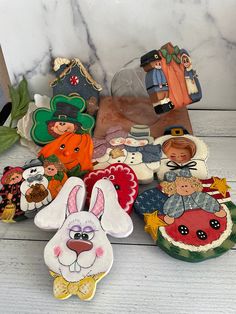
49, 271, 105, 300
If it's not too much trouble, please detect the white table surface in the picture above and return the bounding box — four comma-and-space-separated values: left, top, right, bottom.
0, 109, 236, 314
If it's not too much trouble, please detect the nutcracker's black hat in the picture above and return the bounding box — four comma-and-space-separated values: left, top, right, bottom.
140, 50, 161, 67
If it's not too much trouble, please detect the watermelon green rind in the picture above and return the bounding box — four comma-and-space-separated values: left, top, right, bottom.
226, 201, 236, 222
158, 229, 235, 263
229, 230, 236, 242
157, 201, 236, 262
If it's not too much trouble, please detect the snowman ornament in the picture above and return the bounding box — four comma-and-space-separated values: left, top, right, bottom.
94, 125, 162, 184
20, 159, 52, 216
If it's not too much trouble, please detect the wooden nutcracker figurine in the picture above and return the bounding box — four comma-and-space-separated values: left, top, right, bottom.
140, 50, 174, 115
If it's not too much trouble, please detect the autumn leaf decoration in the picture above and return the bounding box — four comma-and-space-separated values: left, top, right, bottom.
160, 45, 181, 64
0, 77, 31, 154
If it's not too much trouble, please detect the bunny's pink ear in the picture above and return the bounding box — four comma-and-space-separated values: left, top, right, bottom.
89, 188, 104, 218
34, 177, 86, 230
88, 179, 133, 238
67, 185, 81, 214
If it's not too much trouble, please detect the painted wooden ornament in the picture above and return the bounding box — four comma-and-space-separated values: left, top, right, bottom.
140, 42, 202, 115
154, 126, 208, 180
93, 125, 162, 184
84, 163, 138, 215
31, 94, 95, 145
134, 187, 168, 218
20, 159, 52, 218
39, 132, 93, 177
50, 58, 102, 117
41, 154, 68, 199
135, 169, 236, 262
0, 166, 26, 222
34, 177, 133, 300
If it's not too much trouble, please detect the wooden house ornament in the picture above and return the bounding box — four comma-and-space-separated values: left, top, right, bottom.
50, 58, 102, 116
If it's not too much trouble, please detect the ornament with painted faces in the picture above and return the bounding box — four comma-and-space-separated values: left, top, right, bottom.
0, 166, 26, 223
180, 49, 202, 103
31, 95, 95, 145
41, 155, 68, 199
93, 125, 162, 184
39, 132, 93, 178
140, 49, 174, 115
20, 159, 52, 217
92, 126, 128, 160
154, 126, 208, 180
34, 177, 133, 300
160, 169, 226, 225
135, 168, 236, 263
49, 121, 78, 137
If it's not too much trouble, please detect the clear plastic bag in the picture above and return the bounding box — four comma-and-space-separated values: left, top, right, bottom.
111, 58, 160, 125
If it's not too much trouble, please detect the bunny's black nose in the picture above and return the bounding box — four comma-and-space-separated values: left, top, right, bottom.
67, 239, 93, 255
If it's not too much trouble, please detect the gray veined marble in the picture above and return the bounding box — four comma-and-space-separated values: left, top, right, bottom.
0, 0, 235, 109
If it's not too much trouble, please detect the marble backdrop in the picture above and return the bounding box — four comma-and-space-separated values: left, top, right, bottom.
0, 0, 235, 109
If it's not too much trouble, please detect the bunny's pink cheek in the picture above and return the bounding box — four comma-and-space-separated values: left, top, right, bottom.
54, 246, 62, 257
95, 247, 104, 257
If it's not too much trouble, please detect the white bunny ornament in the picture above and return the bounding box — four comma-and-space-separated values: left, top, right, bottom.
34, 177, 133, 300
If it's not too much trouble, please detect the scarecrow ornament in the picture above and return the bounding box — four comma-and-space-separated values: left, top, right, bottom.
154, 126, 208, 180
34, 178, 133, 300
20, 159, 52, 217
134, 169, 236, 262
0, 166, 26, 222
31, 95, 95, 145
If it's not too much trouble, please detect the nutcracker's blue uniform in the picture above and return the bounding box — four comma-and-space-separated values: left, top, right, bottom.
145, 68, 168, 95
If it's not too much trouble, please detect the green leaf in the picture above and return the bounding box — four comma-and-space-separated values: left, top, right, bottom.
166, 54, 172, 64
0, 126, 20, 154
172, 55, 181, 64
174, 45, 180, 54
17, 77, 30, 110
9, 77, 31, 122
9, 85, 20, 120
67, 165, 88, 178
160, 49, 167, 58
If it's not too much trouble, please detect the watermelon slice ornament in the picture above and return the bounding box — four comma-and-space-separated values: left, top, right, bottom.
135, 169, 236, 262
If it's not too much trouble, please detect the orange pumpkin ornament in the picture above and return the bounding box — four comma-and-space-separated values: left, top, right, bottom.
39, 132, 93, 177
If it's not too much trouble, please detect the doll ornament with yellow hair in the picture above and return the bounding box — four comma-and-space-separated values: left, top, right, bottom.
161, 169, 226, 225
154, 126, 208, 180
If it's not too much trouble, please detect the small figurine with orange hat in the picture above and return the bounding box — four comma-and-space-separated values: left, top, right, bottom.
0, 166, 26, 222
